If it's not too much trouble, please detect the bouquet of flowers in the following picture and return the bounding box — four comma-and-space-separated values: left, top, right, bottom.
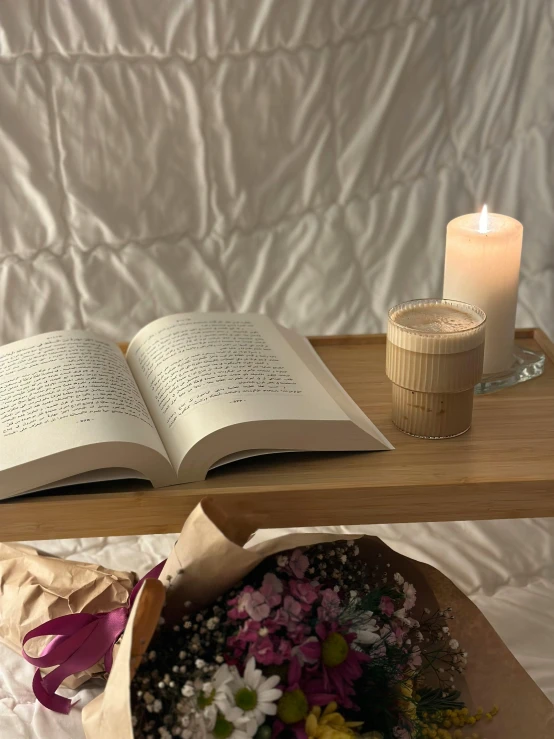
1, 499, 552, 739
130, 538, 493, 739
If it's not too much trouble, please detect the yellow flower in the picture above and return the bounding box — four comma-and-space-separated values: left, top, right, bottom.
305, 703, 364, 739
396, 680, 417, 721
419, 703, 499, 739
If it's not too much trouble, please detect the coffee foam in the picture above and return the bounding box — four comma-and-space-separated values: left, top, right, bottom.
388, 300, 486, 355
393, 304, 479, 334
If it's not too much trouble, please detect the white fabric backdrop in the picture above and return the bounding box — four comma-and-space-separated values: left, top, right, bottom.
0, 0, 553, 342
0, 1, 553, 737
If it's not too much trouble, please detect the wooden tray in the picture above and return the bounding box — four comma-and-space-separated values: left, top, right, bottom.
1, 329, 553, 542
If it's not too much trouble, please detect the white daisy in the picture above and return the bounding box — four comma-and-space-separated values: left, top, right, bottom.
199, 663, 237, 723
224, 658, 282, 734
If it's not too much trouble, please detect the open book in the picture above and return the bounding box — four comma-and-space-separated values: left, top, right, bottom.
0, 314, 392, 501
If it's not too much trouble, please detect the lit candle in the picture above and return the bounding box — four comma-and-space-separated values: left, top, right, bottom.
443, 206, 523, 375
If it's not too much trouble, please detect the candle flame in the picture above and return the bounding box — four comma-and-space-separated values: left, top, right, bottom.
478, 204, 488, 234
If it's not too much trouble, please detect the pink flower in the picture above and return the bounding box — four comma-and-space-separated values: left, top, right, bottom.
285, 656, 337, 712
275, 595, 303, 627
287, 622, 311, 645
380, 595, 395, 616
227, 619, 264, 658
289, 549, 309, 578
286, 656, 333, 701
228, 585, 255, 620
250, 635, 277, 665
234, 630, 294, 666
287, 655, 303, 687
245, 590, 272, 621
393, 728, 411, 739
276, 638, 292, 663
260, 572, 284, 608
236, 619, 263, 643
317, 588, 341, 621
229, 584, 278, 621
380, 624, 405, 647
295, 636, 321, 664
284, 595, 304, 620
301, 675, 348, 708
314, 623, 370, 708
262, 571, 284, 593
290, 580, 319, 610
285, 626, 369, 709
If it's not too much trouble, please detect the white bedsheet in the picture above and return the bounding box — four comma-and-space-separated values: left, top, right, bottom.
1, 1, 554, 736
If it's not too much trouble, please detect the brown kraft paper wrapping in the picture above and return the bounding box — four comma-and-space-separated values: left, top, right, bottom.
0, 542, 135, 688
83, 499, 554, 738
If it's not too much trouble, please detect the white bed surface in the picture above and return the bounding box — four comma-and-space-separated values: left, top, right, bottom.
1, 518, 552, 738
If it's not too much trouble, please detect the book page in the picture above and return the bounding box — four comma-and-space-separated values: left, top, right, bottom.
276, 327, 393, 450
126, 314, 350, 470
28, 468, 148, 493
0, 331, 172, 488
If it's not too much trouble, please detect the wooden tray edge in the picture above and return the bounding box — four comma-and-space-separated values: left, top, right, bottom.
308, 329, 554, 363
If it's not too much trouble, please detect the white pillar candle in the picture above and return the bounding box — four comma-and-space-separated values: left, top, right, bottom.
443, 207, 523, 375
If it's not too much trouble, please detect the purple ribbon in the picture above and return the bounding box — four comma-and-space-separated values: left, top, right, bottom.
22, 559, 166, 714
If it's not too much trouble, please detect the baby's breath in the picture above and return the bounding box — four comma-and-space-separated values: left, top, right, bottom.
131, 585, 239, 738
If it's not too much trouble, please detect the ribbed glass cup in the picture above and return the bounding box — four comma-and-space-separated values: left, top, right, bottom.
386, 299, 486, 439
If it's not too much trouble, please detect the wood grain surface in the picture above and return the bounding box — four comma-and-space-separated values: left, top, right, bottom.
1, 329, 553, 541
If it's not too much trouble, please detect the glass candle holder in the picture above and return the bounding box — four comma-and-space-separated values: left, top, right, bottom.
386, 299, 486, 439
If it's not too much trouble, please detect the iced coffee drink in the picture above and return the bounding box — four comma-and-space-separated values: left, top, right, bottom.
386, 299, 486, 438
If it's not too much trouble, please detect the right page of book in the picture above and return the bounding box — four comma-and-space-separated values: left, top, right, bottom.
126, 313, 375, 473
276, 325, 393, 451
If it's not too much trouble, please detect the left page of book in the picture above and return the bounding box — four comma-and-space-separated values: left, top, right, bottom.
0, 331, 175, 500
